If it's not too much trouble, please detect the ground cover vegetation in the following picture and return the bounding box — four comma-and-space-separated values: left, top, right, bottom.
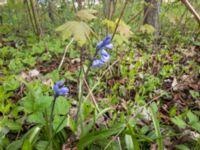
0, 0, 200, 149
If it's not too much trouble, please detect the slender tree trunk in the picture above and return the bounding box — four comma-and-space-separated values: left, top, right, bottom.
30, 0, 42, 36
144, 0, 160, 35
103, 0, 117, 20
48, 0, 56, 23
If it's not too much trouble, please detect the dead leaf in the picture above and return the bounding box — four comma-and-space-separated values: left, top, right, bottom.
172, 77, 178, 91
28, 69, 40, 77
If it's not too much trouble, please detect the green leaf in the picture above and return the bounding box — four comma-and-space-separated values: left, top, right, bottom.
150, 103, 164, 150
189, 90, 199, 99
22, 140, 32, 150
35, 141, 48, 150
187, 111, 199, 124
3, 76, 20, 91
6, 140, 23, 150
6, 120, 22, 131
27, 112, 45, 125
116, 19, 133, 38
54, 97, 70, 115
171, 116, 186, 128
56, 21, 94, 45
102, 19, 115, 31
77, 124, 125, 149
191, 122, 200, 133
140, 24, 155, 34
53, 115, 68, 133
125, 134, 134, 150
76, 9, 97, 21
175, 144, 190, 150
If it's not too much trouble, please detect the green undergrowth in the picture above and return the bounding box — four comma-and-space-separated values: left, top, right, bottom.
0, 1, 200, 150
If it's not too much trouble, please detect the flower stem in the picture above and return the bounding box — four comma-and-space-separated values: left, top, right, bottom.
111, 0, 129, 41
49, 95, 57, 150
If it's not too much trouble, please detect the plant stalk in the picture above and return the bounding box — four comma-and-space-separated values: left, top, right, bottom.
49, 95, 57, 150
111, 0, 129, 40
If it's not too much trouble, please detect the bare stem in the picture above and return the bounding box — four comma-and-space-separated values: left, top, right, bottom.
49, 95, 57, 150
58, 38, 74, 71
111, 0, 129, 41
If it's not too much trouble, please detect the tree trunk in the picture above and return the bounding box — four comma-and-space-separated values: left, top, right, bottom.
48, 0, 55, 23
144, 0, 160, 35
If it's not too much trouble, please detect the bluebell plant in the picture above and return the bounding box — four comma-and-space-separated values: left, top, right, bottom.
53, 80, 69, 97
92, 35, 113, 68
51, 80, 69, 124
49, 80, 69, 148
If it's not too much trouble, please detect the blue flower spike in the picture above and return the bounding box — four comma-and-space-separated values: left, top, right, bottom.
99, 49, 110, 63
53, 80, 69, 97
92, 59, 104, 68
96, 35, 112, 50
92, 35, 113, 68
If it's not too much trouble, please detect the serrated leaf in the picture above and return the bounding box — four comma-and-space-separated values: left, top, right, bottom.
171, 116, 186, 128
116, 20, 133, 38
102, 19, 133, 38
102, 19, 116, 31
140, 24, 155, 34
76, 9, 97, 21
56, 21, 94, 45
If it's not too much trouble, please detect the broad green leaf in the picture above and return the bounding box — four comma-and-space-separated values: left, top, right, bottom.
171, 116, 186, 128
22, 140, 32, 150
54, 97, 70, 115
175, 144, 190, 150
35, 141, 48, 150
53, 115, 68, 133
6, 140, 23, 150
3, 76, 20, 91
77, 124, 125, 149
191, 122, 200, 133
27, 112, 45, 125
6, 120, 22, 131
187, 111, 199, 124
125, 134, 134, 150
56, 21, 94, 45
76, 9, 97, 21
189, 90, 199, 99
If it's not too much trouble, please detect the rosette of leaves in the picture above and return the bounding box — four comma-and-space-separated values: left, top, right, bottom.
56, 9, 97, 45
